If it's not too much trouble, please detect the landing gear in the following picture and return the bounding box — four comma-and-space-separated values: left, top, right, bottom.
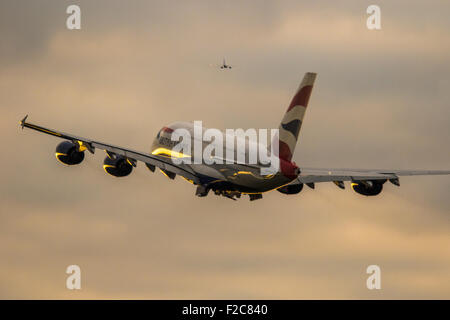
195, 185, 210, 197
195, 180, 262, 201
195, 185, 243, 200
248, 194, 263, 201
213, 189, 241, 200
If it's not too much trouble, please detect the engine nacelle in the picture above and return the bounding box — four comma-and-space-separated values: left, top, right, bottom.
103, 155, 133, 177
55, 141, 85, 165
351, 180, 384, 196
277, 182, 304, 195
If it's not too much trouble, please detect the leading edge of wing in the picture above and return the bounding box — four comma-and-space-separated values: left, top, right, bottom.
20, 116, 200, 184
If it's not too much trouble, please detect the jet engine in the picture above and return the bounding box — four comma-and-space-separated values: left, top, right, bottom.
55, 141, 85, 165
103, 155, 133, 177
351, 180, 385, 196
277, 182, 304, 195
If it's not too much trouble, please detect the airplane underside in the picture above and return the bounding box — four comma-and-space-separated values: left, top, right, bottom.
183, 167, 293, 201
194, 182, 264, 201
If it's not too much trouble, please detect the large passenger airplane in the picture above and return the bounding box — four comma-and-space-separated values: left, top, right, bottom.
20, 73, 449, 200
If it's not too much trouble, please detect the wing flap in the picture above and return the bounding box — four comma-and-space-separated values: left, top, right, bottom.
298, 174, 395, 184
298, 167, 450, 184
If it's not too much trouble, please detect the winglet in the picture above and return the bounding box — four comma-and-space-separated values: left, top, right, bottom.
20, 115, 28, 129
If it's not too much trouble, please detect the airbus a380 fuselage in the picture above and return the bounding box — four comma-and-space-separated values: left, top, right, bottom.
20, 72, 450, 200
149, 121, 296, 199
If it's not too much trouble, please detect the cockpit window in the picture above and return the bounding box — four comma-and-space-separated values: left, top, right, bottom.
157, 126, 174, 139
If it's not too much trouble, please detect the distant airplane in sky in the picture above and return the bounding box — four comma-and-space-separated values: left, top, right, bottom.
20, 72, 449, 200
219, 58, 232, 69
210, 58, 232, 69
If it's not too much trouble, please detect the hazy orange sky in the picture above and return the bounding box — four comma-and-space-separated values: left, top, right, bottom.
0, 0, 449, 299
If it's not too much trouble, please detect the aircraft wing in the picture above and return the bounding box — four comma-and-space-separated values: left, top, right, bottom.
297, 167, 450, 184
19, 115, 201, 183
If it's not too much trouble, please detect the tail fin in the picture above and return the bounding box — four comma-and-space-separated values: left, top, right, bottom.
275, 72, 316, 161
